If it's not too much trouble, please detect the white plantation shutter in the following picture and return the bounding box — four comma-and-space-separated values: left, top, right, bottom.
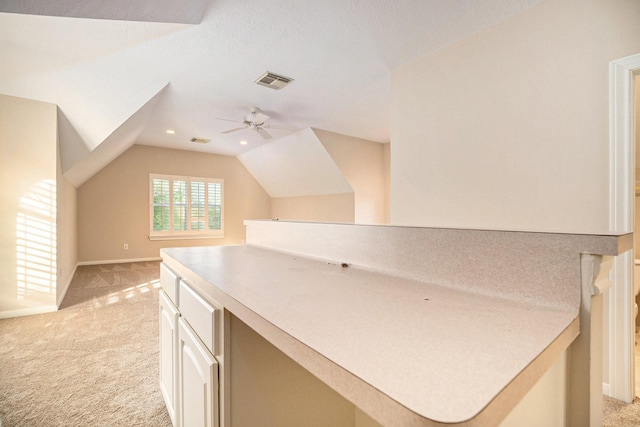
150, 174, 224, 238
152, 178, 170, 233
207, 182, 222, 231
190, 181, 205, 231
173, 180, 188, 232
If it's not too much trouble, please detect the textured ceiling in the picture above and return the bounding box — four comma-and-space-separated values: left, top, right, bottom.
0, 0, 546, 184
0, 0, 207, 23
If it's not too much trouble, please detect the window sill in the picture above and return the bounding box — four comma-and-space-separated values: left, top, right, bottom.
149, 234, 224, 241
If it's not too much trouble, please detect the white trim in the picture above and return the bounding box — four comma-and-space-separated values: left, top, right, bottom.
148, 235, 224, 241
0, 264, 80, 319
56, 263, 78, 308
608, 52, 640, 403
0, 305, 58, 320
77, 257, 162, 266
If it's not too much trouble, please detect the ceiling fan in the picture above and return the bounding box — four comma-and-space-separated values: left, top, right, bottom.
218, 107, 279, 140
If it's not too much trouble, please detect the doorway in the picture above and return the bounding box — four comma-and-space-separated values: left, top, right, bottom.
608, 54, 640, 403
634, 74, 640, 398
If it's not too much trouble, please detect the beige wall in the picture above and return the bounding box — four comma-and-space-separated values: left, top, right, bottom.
56, 122, 78, 307
230, 315, 361, 427
315, 129, 388, 224
230, 314, 382, 427
77, 145, 271, 262
391, 0, 640, 232
0, 95, 59, 315
271, 193, 355, 223
383, 142, 390, 224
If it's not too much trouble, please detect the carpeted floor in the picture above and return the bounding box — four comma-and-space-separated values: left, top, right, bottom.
602, 330, 640, 426
604, 395, 640, 426
0, 262, 171, 427
1, 261, 640, 426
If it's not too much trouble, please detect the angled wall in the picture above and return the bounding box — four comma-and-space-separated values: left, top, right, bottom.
238, 128, 389, 224
315, 129, 387, 224
238, 128, 354, 223
62, 84, 168, 186
238, 128, 354, 198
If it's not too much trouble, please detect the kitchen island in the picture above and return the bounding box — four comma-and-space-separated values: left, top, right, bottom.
160, 220, 632, 427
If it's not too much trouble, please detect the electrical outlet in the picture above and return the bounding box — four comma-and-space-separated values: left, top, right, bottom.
124, 243, 128, 250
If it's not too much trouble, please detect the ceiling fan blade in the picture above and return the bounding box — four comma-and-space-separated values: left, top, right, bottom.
256, 127, 272, 139
266, 124, 296, 131
221, 127, 246, 134
215, 117, 243, 123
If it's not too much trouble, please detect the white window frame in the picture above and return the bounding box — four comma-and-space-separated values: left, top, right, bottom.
149, 173, 224, 240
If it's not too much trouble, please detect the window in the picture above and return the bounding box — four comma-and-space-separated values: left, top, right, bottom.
150, 174, 223, 239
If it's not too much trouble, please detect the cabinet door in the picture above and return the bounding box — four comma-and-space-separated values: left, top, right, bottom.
178, 317, 219, 427
160, 290, 180, 427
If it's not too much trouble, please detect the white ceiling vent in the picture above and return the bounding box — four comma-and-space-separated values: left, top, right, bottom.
254, 71, 294, 90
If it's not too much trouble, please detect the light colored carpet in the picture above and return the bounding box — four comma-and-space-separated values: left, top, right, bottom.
602, 331, 640, 427
604, 395, 640, 426
0, 262, 171, 427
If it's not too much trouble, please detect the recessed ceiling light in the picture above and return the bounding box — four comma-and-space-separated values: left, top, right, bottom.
240, 140, 248, 145
165, 129, 175, 134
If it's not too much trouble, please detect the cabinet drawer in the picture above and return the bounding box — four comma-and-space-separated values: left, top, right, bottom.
179, 280, 220, 356
161, 263, 180, 306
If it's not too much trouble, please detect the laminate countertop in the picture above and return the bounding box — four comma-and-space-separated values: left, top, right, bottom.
161, 243, 580, 426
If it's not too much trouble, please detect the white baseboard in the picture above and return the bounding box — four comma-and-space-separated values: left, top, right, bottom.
77, 257, 162, 266
0, 305, 58, 320
0, 264, 78, 319
56, 263, 78, 308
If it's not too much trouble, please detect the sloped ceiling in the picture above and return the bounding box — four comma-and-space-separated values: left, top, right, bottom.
0, 0, 547, 187
238, 128, 353, 198
62, 84, 168, 186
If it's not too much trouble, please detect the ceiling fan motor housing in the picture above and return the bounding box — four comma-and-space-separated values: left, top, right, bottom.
221, 107, 274, 139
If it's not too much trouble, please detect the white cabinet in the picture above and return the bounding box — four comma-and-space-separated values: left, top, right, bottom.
178, 317, 219, 427
159, 290, 180, 426
159, 263, 222, 427
160, 263, 180, 306
179, 279, 220, 356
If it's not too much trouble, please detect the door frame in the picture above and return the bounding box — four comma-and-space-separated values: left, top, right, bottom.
608, 53, 640, 403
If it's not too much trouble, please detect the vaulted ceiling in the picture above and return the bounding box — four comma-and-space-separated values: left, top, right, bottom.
0, 0, 546, 185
